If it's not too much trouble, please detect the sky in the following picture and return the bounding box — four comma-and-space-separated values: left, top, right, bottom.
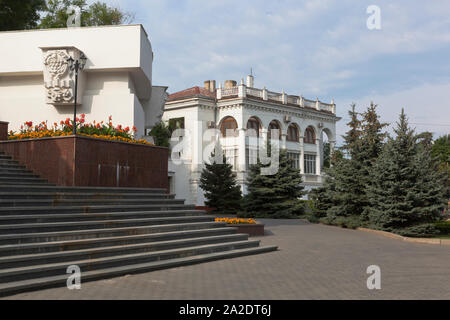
99, 0, 450, 144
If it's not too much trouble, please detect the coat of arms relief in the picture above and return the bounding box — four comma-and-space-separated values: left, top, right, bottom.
43, 50, 74, 104
40, 46, 85, 106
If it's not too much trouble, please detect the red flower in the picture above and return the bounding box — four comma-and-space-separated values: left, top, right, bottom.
25, 121, 33, 127
132, 126, 137, 132
81, 114, 86, 118
65, 118, 70, 125
124, 126, 130, 132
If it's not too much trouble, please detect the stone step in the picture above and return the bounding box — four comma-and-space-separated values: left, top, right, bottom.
0, 234, 249, 269
0, 185, 167, 194
0, 155, 10, 160
0, 240, 262, 284
0, 159, 21, 165
0, 168, 34, 174
0, 210, 204, 225
0, 215, 215, 235
0, 164, 26, 170
0, 245, 278, 297
0, 221, 226, 245
0, 227, 237, 256
0, 171, 38, 177
0, 198, 185, 207
0, 192, 176, 200
0, 203, 195, 216
0, 177, 49, 184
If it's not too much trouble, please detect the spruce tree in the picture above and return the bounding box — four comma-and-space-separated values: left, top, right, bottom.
309, 174, 337, 220
342, 103, 362, 158
199, 153, 242, 215
432, 135, 450, 200
358, 102, 388, 163
365, 109, 446, 236
322, 104, 366, 222
240, 149, 305, 218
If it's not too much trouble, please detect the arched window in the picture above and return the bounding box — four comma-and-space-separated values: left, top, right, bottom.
247, 117, 261, 137
220, 116, 238, 137
287, 124, 299, 142
268, 120, 281, 140
304, 126, 316, 144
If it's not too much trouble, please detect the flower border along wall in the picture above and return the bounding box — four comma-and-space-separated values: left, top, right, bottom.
0, 119, 169, 190
8, 115, 150, 145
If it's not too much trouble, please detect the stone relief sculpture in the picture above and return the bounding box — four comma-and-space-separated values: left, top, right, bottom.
42, 49, 74, 105
40, 46, 84, 106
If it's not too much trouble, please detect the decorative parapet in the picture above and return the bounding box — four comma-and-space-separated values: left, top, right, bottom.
218, 85, 337, 114
39, 46, 86, 107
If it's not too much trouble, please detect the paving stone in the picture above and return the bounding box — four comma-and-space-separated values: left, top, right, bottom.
3, 219, 449, 300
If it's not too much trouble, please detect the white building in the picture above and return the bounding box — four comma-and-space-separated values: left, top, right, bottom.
0, 25, 167, 137
163, 75, 341, 206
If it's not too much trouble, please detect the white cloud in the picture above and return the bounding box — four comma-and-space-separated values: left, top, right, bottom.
336, 81, 450, 145
96, 0, 450, 142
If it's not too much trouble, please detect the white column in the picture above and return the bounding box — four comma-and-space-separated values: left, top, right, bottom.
191, 120, 204, 173
315, 138, 321, 175
238, 82, 246, 98
262, 87, 268, 101
238, 128, 247, 172
217, 85, 222, 99
261, 128, 268, 149
299, 137, 304, 174
329, 140, 336, 167
281, 133, 287, 149
299, 94, 304, 107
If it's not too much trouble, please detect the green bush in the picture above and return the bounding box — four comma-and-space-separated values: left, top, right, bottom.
395, 223, 440, 238
317, 215, 362, 229
434, 221, 450, 235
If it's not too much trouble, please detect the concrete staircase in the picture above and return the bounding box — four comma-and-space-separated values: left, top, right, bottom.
0, 151, 277, 296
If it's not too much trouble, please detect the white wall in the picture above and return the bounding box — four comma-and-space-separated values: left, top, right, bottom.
0, 25, 163, 135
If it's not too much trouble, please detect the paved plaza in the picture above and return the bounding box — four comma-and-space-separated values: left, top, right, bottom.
3, 219, 450, 300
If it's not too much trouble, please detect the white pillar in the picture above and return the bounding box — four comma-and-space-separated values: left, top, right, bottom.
299, 137, 304, 174
262, 87, 268, 101
315, 138, 321, 175
261, 128, 268, 147
282, 90, 287, 104
238, 81, 246, 98
329, 140, 336, 167
299, 94, 304, 107
246, 74, 254, 87
238, 128, 247, 172
281, 133, 287, 149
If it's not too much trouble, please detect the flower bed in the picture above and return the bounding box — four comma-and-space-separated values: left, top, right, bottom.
215, 217, 265, 236
215, 218, 256, 224
8, 115, 150, 145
